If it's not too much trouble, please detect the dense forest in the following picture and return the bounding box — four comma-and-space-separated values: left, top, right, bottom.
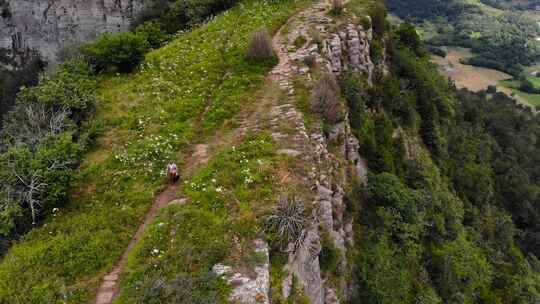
386, 0, 540, 76
339, 17, 540, 302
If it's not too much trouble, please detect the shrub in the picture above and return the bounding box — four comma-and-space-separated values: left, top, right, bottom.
519, 79, 540, 94
0, 59, 95, 243
397, 22, 422, 54
309, 27, 322, 45
368, 2, 388, 38
319, 229, 341, 275
310, 73, 345, 123
370, 39, 383, 64
330, 0, 343, 15
16, 60, 96, 123
304, 54, 316, 68
134, 21, 169, 49
293, 35, 307, 49
486, 85, 497, 94
359, 15, 372, 30
83, 31, 149, 73
246, 29, 275, 62
266, 196, 306, 251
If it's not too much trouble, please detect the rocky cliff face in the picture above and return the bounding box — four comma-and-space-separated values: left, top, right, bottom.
212, 3, 374, 303
0, 0, 144, 63
280, 7, 373, 304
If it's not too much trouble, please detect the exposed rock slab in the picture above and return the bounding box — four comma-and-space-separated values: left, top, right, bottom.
0, 0, 144, 63
213, 239, 271, 304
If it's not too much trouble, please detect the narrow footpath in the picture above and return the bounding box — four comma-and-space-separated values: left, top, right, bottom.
93, 1, 328, 302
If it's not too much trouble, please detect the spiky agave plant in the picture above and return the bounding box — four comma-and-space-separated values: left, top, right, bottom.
266, 196, 307, 251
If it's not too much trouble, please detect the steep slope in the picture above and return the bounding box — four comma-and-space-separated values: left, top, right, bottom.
1, 0, 539, 303
112, 1, 375, 302
0, 1, 306, 302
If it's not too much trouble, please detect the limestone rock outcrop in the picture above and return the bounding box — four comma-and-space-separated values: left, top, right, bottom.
322, 23, 375, 83
0, 0, 144, 63
213, 239, 271, 304
286, 227, 325, 304
273, 4, 374, 300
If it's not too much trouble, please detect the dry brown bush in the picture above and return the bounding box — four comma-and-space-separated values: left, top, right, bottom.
304, 54, 316, 68
246, 29, 275, 62
310, 73, 345, 123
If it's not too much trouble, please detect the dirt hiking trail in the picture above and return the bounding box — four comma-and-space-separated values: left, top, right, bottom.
93, 2, 318, 303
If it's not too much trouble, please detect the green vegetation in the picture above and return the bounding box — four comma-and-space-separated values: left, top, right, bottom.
342, 20, 540, 303
0, 60, 97, 248
83, 31, 150, 73
500, 79, 540, 107
387, 0, 540, 77
293, 35, 307, 49
0, 0, 306, 302
115, 135, 278, 303
81, 0, 241, 75
133, 0, 238, 34
0, 0, 539, 303
319, 228, 341, 275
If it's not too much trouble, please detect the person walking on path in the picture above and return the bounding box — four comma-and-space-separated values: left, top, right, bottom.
167, 162, 179, 184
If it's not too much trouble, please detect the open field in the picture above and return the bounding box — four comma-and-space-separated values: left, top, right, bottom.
431, 47, 512, 91
500, 79, 540, 108
431, 47, 539, 110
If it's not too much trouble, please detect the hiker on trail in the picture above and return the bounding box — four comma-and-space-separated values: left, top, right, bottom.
167, 162, 179, 184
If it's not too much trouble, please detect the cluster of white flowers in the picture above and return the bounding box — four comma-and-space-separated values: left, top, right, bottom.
186, 173, 227, 196
236, 139, 268, 185
114, 134, 176, 174
242, 167, 254, 185
136, 116, 151, 132
150, 247, 163, 262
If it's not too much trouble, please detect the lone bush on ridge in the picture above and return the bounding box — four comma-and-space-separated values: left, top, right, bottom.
246, 29, 275, 63
83, 31, 149, 73
310, 73, 345, 123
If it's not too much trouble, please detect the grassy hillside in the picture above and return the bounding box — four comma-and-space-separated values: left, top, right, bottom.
115, 134, 283, 303
0, 1, 306, 302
